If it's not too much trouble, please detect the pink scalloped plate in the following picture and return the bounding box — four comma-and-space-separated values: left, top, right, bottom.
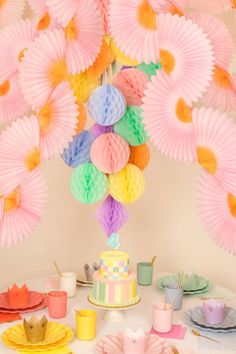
0, 294, 47, 314
0, 291, 43, 310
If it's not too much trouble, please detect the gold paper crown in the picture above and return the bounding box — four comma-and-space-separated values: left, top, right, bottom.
8, 284, 29, 307
23, 315, 48, 344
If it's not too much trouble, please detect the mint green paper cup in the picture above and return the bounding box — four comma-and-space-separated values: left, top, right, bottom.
137, 262, 153, 286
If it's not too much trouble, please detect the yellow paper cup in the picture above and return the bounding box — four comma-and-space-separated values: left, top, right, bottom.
76, 309, 96, 341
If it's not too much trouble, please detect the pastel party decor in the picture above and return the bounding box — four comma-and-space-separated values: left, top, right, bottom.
70, 163, 107, 205
87, 84, 126, 126
187, 0, 232, 13
60, 272, 77, 298
137, 262, 153, 286
0, 0, 25, 28
107, 233, 120, 250
23, 315, 48, 343
46, 0, 79, 26
123, 328, 146, 354
28, 0, 48, 16
153, 303, 173, 333
8, 284, 29, 308
61, 130, 94, 168
69, 71, 98, 104
75, 309, 97, 341
90, 133, 130, 174
114, 106, 148, 146
203, 300, 225, 325
165, 285, 183, 311
137, 62, 162, 79
129, 144, 150, 171
109, 38, 139, 66
28, 0, 58, 32
109, 164, 145, 204
148, 0, 187, 15
96, 195, 128, 236
48, 291, 67, 319
90, 123, 114, 139
96, 0, 109, 34
75, 103, 87, 134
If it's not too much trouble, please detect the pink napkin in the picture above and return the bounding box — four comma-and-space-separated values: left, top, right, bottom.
150, 324, 187, 339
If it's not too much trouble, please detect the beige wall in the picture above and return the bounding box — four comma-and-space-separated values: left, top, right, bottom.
0, 6, 236, 292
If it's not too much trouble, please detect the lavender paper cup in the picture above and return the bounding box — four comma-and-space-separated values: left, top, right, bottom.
203, 300, 225, 325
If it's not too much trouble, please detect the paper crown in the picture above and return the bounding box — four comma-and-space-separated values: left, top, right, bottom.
23, 315, 48, 344
8, 284, 29, 307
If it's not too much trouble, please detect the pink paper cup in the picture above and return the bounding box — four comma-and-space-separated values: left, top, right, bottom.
48, 290, 67, 319
153, 303, 173, 333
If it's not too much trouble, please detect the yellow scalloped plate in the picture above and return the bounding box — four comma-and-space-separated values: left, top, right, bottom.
2, 325, 74, 352
6, 322, 66, 347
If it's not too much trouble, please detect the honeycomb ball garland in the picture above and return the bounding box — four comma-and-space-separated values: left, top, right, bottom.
108, 163, 145, 204
114, 106, 148, 146
129, 144, 150, 171
90, 123, 114, 139
70, 163, 108, 205
137, 62, 162, 79
90, 133, 130, 174
87, 84, 126, 126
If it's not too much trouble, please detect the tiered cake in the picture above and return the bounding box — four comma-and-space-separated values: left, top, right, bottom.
89, 251, 140, 307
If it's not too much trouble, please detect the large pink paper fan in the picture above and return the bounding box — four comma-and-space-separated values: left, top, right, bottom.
28, 0, 46, 16
36, 81, 78, 160
187, 0, 232, 13
142, 71, 196, 162
109, 0, 160, 64
46, 0, 79, 26
0, 115, 41, 195
28, 0, 59, 32
193, 107, 236, 196
0, 0, 25, 28
148, 0, 188, 15
19, 29, 67, 110
0, 170, 47, 247
197, 171, 236, 255
0, 74, 29, 124
158, 13, 214, 103
64, 0, 103, 74
186, 12, 234, 69
0, 19, 38, 82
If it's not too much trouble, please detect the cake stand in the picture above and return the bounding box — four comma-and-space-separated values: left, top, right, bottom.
88, 295, 141, 323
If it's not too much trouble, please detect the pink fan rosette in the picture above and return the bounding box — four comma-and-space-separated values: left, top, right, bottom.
193, 107, 236, 197
187, 0, 232, 13
46, 0, 79, 26
0, 0, 25, 28
0, 170, 47, 247
197, 171, 236, 255
96, 0, 110, 34
148, 0, 188, 16
28, 0, 59, 32
142, 71, 196, 162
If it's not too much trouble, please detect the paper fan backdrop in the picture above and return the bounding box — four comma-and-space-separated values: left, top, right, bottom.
137, 61, 162, 79
90, 133, 130, 174
90, 123, 114, 139
96, 195, 128, 236
36, 81, 78, 160
197, 171, 236, 255
64, 0, 103, 74
187, 0, 232, 13
0, 170, 47, 247
0, 19, 37, 82
28, 0, 46, 16
109, 0, 160, 63
28, 0, 58, 32
96, 0, 110, 34
0, 0, 25, 28
19, 29, 67, 110
142, 71, 197, 162
193, 107, 236, 196
75, 103, 87, 134
46, 0, 79, 26
186, 12, 234, 69
113, 68, 148, 106
69, 72, 98, 104
129, 144, 150, 171
109, 38, 139, 66
148, 0, 187, 15
0, 115, 41, 195
0, 74, 29, 124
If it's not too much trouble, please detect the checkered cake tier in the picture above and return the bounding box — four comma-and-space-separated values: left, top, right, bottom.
99, 251, 130, 280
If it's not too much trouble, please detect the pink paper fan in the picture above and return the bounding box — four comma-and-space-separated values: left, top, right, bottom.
0, 115, 41, 195
197, 171, 236, 255
109, 0, 160, 64
142, 71, 196, 162
113, 68, 148, 106
46, 0, 79, 26
0, 169, 47, 247
157, 13, 214, 103
36, 81, 78, 160
28, 0, 46, 16
0, 19, 38, 82
186, 13, 234, 69
19, 29, 67, 110
0, 74, 29, 124
193, 107, 236, 196
148, 0, 188, 15
0, 0, 25, 28
96, 0, 110, 34
187, 0, 232, 13
201, 67, 236, 112
28, 0, 59, 32
65, 0, 103, 74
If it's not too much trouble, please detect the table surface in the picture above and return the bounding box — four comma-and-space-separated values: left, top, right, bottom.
0, 273, 235, 353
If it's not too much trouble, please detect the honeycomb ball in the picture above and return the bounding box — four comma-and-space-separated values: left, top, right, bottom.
75, 102, 87, 134
114, 106, 148, 146
69, 72, 98, 103
61, 130, 94, 168
87, 84, 126, 126
70, 163, 108, 205
91, 133, 130, 174
108, 163, 145, 204
90, 123, 114, 139
129, 144, 150, 170
137, 62, 162, 80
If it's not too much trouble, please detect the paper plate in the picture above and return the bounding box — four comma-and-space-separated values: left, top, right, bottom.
0, 294, 47, 314
0, 291, 43, 310
157, 274, 212, 294
189, 307, 236, 329
184, 313, 236, 333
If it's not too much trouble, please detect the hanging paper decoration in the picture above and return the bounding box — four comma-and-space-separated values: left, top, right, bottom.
96, 195, 128, 237
28, 0, 48, 16
108, 164, 145, 204
70, 163, 107, 205
75, 103, 87, 134
113, 68, 148, 106
69, 72, 98, 104
129, 144, 150, 171
137, 62, 162, 80
96, 0, 110, 34
193, 107, 236, 196
187, 0, 232, 13
109, 38, 139, 66
90, 133, 130, 174
46, 0, 79, 26
87, 84, 126, 126
28, 0, 58, 32
0, 170, 47, 247
114, 106, 148, 146
0, 0, 25, 28
142, 71, 196, 162
197, 171, 236, 255
148, 0, 187, 15
61, 130, 94, 168
0, 115, 41, 195
90, 124, 114, 139
107, 233, 120, 249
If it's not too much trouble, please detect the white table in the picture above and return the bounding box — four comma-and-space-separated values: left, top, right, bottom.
0, 273, 235, 353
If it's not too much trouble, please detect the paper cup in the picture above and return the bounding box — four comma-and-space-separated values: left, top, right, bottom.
153, 303, 173, 333
76, 309, 96, 341
137, 262, 153, 286
60, 272, 76, 297
203, 300, 225, 325
48, 290, 67, 319
165, 285, 183, 311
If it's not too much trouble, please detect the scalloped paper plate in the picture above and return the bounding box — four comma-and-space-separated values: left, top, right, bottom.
189, 307, 236, 329
157, 275, 212, 295
0, 291, 43, 310
184, 313, 236, 333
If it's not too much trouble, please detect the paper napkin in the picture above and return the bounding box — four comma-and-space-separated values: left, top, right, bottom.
150, 324, 187, 339
0, 313, 21, 323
